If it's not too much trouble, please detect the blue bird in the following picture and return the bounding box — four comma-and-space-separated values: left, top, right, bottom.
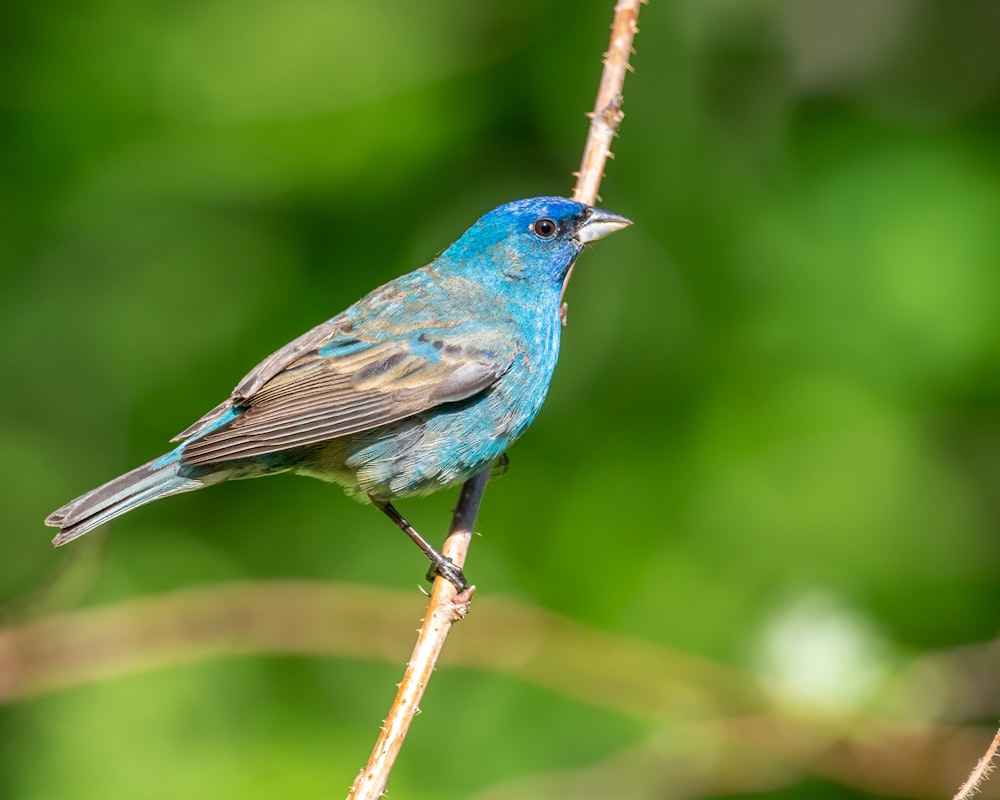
45, 197, 631, 589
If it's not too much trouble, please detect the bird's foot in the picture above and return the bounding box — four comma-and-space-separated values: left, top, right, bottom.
425, 553, 469, 593
490, 453, 509, 479
372, 498, 471, 592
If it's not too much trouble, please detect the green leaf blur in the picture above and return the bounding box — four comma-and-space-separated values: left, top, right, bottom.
2, 1, 999, 798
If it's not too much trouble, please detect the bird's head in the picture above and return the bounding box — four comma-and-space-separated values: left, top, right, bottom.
439, 196, 631, 288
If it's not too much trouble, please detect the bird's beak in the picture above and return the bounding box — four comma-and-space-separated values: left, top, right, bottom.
574, 207, 633, 245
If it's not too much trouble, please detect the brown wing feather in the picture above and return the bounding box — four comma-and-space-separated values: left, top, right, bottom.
172, 318, 350, 442
179, 340, 505, 466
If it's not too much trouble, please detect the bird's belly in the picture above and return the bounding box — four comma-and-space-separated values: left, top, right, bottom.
294, 381, 547, 502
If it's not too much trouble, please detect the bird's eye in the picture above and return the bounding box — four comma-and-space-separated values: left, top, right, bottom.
531, 218, 558, 239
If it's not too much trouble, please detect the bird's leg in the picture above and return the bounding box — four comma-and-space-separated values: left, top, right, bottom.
372, 498, 469, 592
490, 453, 509, 479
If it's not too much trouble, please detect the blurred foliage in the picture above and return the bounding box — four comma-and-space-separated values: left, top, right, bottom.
2, 0, 1000, 797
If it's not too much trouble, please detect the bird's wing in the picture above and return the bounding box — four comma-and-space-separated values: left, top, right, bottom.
171, 317, 348, 443
177, 323, 508, 466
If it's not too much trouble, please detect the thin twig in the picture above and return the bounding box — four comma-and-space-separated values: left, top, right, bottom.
573, 0, 641, 207
347, 2, 642, 796
347, 471, 487, 799
563, 0, 642, 308
955, 726, 1000, 800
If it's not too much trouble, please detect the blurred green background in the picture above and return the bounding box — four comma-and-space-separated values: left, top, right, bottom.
3, 0, 1000, 797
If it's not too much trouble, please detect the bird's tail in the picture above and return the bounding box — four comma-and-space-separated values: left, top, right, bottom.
45, 452, 205, 546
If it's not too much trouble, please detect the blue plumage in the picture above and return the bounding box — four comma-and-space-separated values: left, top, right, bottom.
45, 196, 631, 587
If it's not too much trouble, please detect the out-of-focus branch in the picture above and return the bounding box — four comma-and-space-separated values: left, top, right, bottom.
0, 581, 750, 708
2, 580, 999, 797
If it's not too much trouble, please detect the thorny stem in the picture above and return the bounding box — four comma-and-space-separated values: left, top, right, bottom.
954, 726, 1000, 800
347, 2, 642, 797
573, 0, 641, 207
347, 471, 487, 800
563, 0, 642, 307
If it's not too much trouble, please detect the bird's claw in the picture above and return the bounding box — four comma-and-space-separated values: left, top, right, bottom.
490, 453, 509, 479
426, 555, 469, 593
